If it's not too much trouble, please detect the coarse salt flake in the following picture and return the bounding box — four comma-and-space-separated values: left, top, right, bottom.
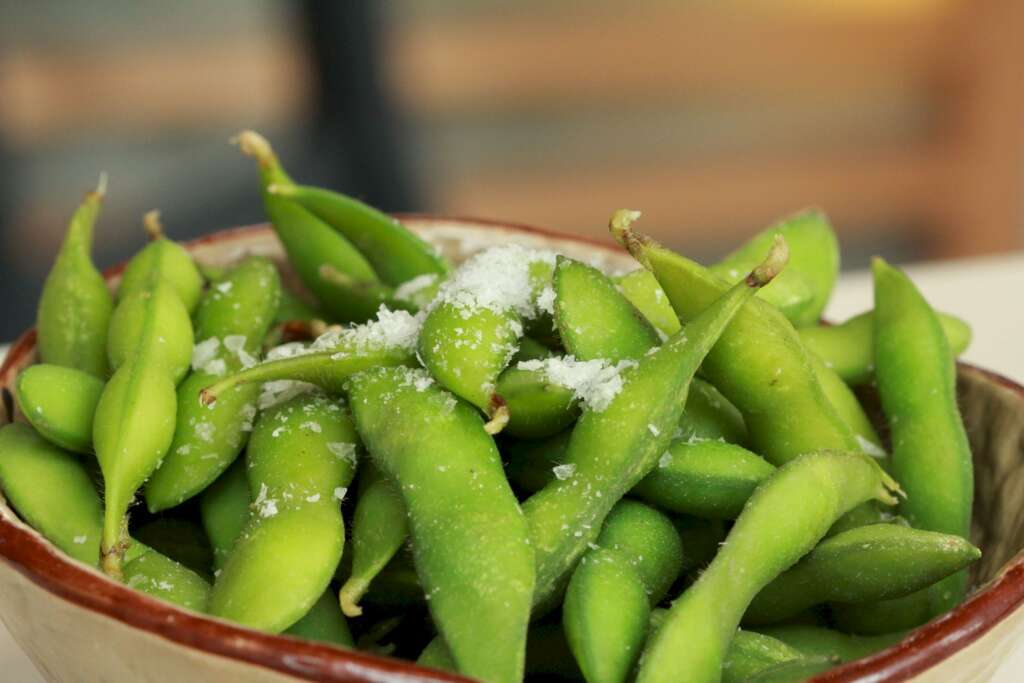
518, 355, 636, 412
553, 463, 577, 480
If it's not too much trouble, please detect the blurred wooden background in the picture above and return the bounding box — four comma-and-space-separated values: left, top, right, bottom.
0, 0, 1021, 335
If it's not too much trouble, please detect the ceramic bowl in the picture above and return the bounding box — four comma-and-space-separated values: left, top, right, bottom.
1, 218, 1023, 682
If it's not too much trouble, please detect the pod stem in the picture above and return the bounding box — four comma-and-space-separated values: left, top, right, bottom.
484, 395, 510, 435
87, 172, 108, 203
609, 209, 652, 269
266, 183, 296, 198
101, 516, 130, 581
338, 581, 367, 617
232, 130, 278, 170
143, 210, 164, 241
747, 234, 789, 287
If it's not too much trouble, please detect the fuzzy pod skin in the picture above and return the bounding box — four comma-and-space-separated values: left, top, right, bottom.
337, 464, 408, 617
873, 257, 974, 616
635, 451, 899, 683
563, 501, 684, 683
524, 244, 784, 611
123, 547, 211, 613
613, 212, 859, 467
269, 183, 449, 286
0, 423, 102, 566
118, 236, 203, 314
798, 310, 972, 386
808, 350, 885, 456
208, 394, 357, 633
348, 366, 534, 683
496, 367, 579, 439
710, 209, 840, 327
554, 256, 662, 362
745, 524, 981, 625
235, 130, 394, 323
199, 459, 250, 571
14, 364, 104, 454
284, 589, 354, 648
614, 268, 682, 337
36, 184, 113, 378
107, 282, 195, 383
145, 257, 281, 511
830, 591, 934, 636
757, 624, 904, 664
741, 657, 837, 682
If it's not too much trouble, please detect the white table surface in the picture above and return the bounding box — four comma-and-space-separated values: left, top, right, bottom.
1, 251, 1022, 681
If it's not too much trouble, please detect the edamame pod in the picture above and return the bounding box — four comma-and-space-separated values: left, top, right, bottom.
117, 211, 203, 313
36, 178, 113, 377
274, 288, 326, 324
145, 257, 281, 511
872, 258, 974, 617
0, 423, 102, 565
744, 524, 980, 625
721, 631, 805, 683
757, 624, 904, 663
635, 451, 900, 683
525, 232, 787, 609
267, 183, 449, 286
107, 281, 194, 382
496, 367, 579, 438
199, 458, 250, 571
741, 657, 837, 682
613, 210, 858, 466
808, 352, 885, 456
614, 268, 681, 337
284, 589, 354, 648
235, 130, 394, 322
417, 245, 556, 434
710, 209, 839, 327
678, 379, 748, 445
124, 547, 210, 612
348, 366, 534, 683
563, 500, 684, 683
798, 310, 972, 385
209, 393, 357, 633
133, 518, 212, 578
337, 464, 408, 617
14, 364, 103, 454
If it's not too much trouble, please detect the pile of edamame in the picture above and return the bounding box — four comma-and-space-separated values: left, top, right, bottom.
0, 132, 981, 683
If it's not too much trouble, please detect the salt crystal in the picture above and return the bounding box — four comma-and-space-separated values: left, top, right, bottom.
254, 483, 278, 518
73, 535, 87, 545
518, 355, 636, 412
333, 487, 348, 502
553, 463, 577, 480
191, 338, 220, 371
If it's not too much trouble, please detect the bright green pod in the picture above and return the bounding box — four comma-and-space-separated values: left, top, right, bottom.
554, 256, 661, 361
710, 209, 839, 327
235, 131, 394, 323
123, 547, 210, 612
117, 212, 203, 314
831, 591, 933, 636
284, 589, 354, 648
14, 364, 103, 454
873, 257, 974, 616
757, 624, 904, 664
417, 245, 556, 434
564, 501, 684, 683
145, 257, 281, 511
496, 367, 579, 439
722, 631, 805, 683
36, 181, 113, 378
274, 288, 326, 324
133, 518, 213, 578
677, 378, 748, 445
613, 210, 859, 466
614, 268, 682, 337
199, 459, 250, 571
107, 281, 194, 382
337, 464, 408, 617
515, 336, 556, 363
635, 451, 899, 683
268, 183, 449, 286
348, 366, 534, 683
807, 351, 885, 456
797, 310, 972, 386
741, 656, 837, 682
745, 524, 981, 625
524, 238, 787, 610
208, 393, 356, 633
0, 423, 102, 566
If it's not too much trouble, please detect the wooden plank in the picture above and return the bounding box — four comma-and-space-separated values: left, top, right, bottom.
387, 6, 952, 115
434, 143, 946, 249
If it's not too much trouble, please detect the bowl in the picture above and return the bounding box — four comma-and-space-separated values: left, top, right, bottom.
1, 218, 1023, 682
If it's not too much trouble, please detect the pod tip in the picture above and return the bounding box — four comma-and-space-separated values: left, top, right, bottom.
95, 172, 109, 198
339, 588, 365, 618
746, 234, 789, 287
484, 395, 510, 435
199, 388, 217, 407
232, 130, 276, 168
609, 209, 653, 269
143, 210, 164, 241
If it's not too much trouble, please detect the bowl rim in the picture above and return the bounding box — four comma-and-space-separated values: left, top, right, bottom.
0, 217, 1021, 683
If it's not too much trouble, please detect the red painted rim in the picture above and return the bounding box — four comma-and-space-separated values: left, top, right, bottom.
1, 219, 1022, 682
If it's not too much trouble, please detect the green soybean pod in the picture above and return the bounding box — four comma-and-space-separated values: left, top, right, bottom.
145, 257, 281, 511
133, 518, 213, 578
199, 459, 250, 571
635, 451, 900, 683
36, 179, 113, 377
525, 237, 787, 609
235, 131, 393, 323
710, 209, 839, 327
613, 210, 858, 466
117, 211, 203, 314
807, 351, 885, 456
722, 631, 805, 683
123, 547, 211, 612
337, 464, 408, 617
267, 183, 449, 286
744, 524, 980, 625
873, 258, 974, 617
614, 268, 682, 337
830, 592, 933, 636
107, 280, 195, 383
496, 367, 579, 438
678, 379, 748, 445
274, 288, 326, 324
554, 255, 661, 361
0, 423, 102, 565
284, 589, 354, 648
741, 657, 837, 682
757, 624, 904, 664
563, 500, 684, 683
209, 393, 357, 633
348, 366, 534, 683
798, 310, 972, 386
14, 364, 103, 454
